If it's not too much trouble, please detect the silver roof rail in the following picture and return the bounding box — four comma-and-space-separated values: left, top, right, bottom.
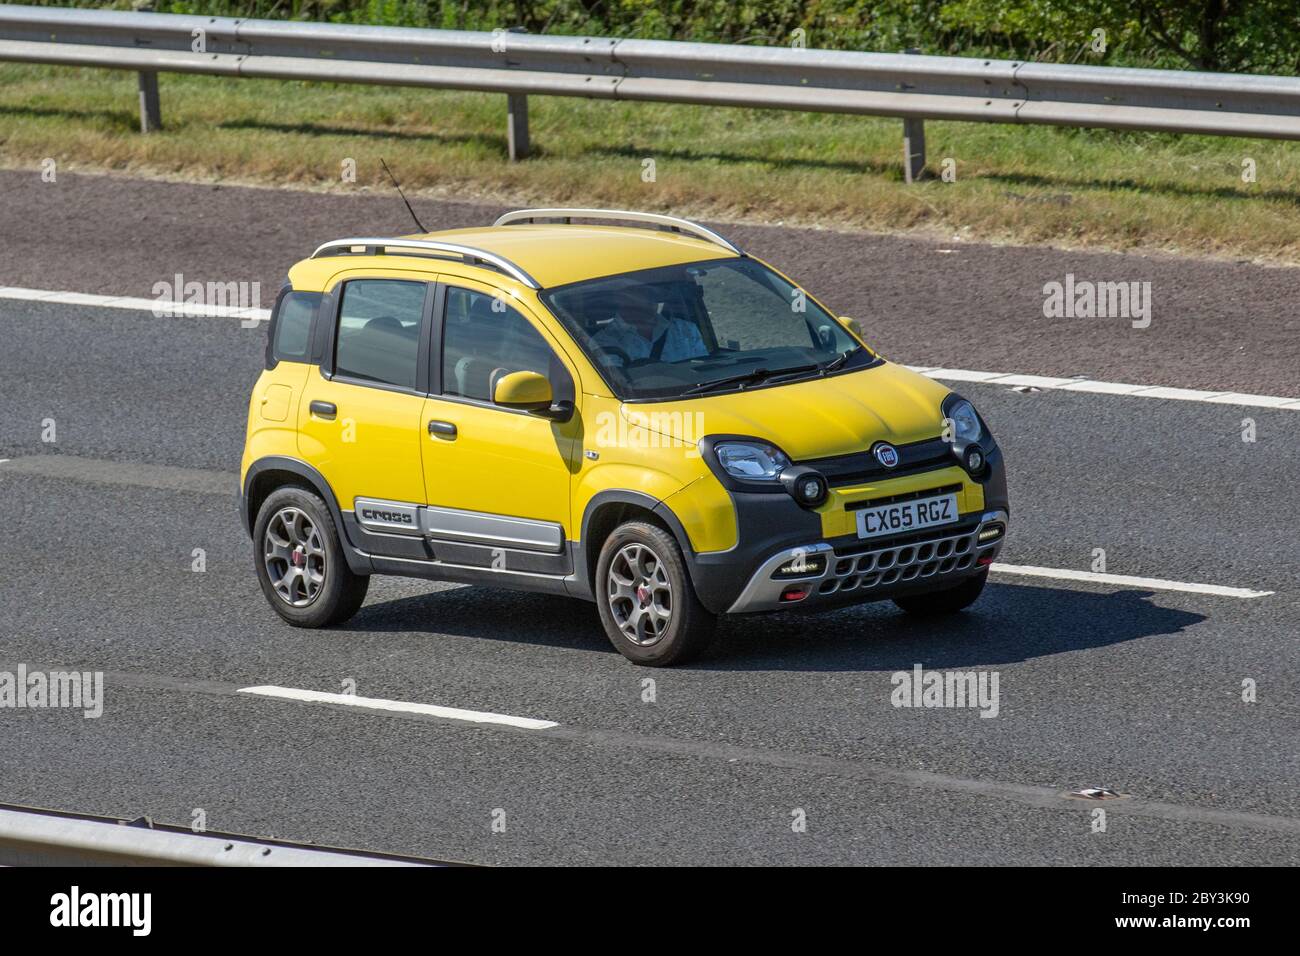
493, 208, 742, 256
310, 237, 541, 290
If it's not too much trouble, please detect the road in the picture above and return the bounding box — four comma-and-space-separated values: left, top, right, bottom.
0, 173, 1297, 864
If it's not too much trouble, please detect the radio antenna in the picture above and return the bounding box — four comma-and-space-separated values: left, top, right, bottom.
380, 158, 428, 233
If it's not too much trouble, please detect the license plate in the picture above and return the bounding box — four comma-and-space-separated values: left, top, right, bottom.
855, 493, 958, 539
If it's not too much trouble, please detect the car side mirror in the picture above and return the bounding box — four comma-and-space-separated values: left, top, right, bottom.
836, 315, 864, 339
493, 370, 553, 412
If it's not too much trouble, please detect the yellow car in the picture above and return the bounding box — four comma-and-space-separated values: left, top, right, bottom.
241, 209, 1008, 665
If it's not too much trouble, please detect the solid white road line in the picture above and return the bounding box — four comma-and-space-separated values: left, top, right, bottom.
238, 685, 559, 730
990, 563, 1274, 599
908, 366, 1300, 410
0, 286, 270, 321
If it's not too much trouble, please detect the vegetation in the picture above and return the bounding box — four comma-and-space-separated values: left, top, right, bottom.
27, 1, 1300, 73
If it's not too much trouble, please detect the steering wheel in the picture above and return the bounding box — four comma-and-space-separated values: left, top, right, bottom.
594, 345, 634, 368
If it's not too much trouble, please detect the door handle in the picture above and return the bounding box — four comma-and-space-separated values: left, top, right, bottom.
310, 400, 337, 420
428, 419, 457, 439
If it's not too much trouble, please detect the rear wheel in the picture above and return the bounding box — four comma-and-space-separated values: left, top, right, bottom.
254, 486, 369, 627
595, 521, 716, 666
892, 569, 988, 616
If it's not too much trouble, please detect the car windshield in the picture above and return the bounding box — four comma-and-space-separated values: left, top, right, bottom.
538, 257, 873, 401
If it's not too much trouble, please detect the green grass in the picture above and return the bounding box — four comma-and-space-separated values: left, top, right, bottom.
3, 63, 1299, 262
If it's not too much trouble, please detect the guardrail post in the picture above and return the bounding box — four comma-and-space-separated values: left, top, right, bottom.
902, 116, 925, 183
507, 92, 529, 161
137, 70, 162, 133
504, 26, 530, 160
901, 49, 924, 183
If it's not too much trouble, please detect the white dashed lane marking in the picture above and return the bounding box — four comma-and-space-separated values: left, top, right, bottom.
238, 685, 560, 730
990, 564, 1273, 599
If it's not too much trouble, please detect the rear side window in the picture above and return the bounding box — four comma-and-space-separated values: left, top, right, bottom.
269, 290, 321, 365
334, 280, 427, 389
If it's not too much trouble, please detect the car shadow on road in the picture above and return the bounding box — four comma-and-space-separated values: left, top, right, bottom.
349, 580, 1206, 671
709, 581, 1207, 671
346, 584, 615, 656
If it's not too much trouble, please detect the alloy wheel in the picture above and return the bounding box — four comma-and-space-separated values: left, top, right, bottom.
606, 542, 673, 646
263, 506, 326, 607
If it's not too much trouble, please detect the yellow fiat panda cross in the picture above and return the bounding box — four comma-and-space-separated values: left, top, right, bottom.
241, 209, 1008, 665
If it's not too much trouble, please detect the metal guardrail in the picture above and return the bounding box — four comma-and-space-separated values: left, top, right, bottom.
2, 5, 1299, 179
0, 804, 443, 866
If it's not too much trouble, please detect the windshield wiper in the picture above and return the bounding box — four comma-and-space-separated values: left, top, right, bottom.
820, 347, 861, 373
683, 364, 819, 396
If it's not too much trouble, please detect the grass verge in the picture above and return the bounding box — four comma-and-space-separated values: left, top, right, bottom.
2, 63, 1298, 263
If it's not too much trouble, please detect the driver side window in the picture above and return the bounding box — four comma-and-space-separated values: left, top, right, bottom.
440, 287, 572, 404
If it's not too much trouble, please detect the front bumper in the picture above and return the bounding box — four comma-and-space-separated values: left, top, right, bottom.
725, 509, 1008, 614
682, 439, 1008, 615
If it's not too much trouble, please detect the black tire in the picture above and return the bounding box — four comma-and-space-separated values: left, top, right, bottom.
595, 520, 716, 666
892, 569, 988, 616
253, 485, 369, 628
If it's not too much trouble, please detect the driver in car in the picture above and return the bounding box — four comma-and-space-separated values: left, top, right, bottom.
591, 292, 708, 366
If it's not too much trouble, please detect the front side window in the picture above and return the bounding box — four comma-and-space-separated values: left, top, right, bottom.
333, 279, 426, 389
539, 257, 870, 401
441, 287, 570, 403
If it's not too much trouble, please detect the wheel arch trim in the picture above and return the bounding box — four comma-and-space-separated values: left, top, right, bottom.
242, 456, 373, 575
568, 490, 697, 602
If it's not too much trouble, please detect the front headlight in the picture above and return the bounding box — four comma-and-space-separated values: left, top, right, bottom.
716, 441, 791, 480
945, 399, 983, 443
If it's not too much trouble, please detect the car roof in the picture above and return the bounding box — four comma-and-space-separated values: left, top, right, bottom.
289, 220, 742, 292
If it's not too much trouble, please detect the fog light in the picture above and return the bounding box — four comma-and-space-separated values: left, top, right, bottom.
780, 587, 809, 603
978, 522, 1004, 543
772, 554, 827, 579
964, 444, 985, 474
778, 466, 828, 508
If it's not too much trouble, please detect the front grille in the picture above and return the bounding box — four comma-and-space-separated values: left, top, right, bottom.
806, 437, 954, 487
817, 525, 997, 597
845, 483, 963, 511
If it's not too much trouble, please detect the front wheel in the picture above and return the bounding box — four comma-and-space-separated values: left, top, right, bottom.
253, 486, 369, 627
595, 521, 716, 666
892, 569, 988, 616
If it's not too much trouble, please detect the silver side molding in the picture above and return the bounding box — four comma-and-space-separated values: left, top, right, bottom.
353, 499, 564, 554
422, 505, 563, 554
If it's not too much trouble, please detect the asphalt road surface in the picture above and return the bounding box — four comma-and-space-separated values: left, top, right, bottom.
0, 173, 1297, 865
